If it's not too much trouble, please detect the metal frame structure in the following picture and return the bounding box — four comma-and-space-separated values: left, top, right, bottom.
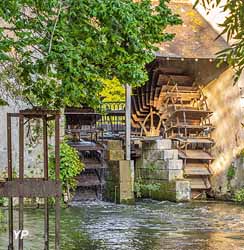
0, 109, 61, 250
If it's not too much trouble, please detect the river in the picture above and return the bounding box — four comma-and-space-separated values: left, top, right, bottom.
0, 200, 244, 250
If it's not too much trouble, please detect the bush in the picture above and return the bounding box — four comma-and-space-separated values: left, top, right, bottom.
234, 188, 244, 202
0, 209, 6, 232
49, 141, 85, 198
0, 197, 6, 207
135, 177, 160, 198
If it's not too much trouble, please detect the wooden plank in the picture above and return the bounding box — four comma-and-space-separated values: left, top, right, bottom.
173, 137, 214, 144
157, 74, 193, 86
184, 164, 211, 176
188, 177, 211, 189
165, 124, 214, 132
166, 109, 212, 121
178, 150, 214, 160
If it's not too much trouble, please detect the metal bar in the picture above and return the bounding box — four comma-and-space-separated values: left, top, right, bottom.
55, 115, 60, 250
125, 84, 131, 161
7, 114, 14, 250
0, 179, 62, 197
43, 117, 49, 250
19, 115, 24, 250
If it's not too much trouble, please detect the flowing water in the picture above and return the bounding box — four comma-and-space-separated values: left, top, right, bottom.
1, 200, 244, 250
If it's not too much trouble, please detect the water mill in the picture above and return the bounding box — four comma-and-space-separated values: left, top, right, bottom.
1, 1, 244, 250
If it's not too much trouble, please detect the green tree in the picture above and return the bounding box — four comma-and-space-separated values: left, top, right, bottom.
195, 0, 244, 82
0, 0, 181, 108
100, 78, 125, 102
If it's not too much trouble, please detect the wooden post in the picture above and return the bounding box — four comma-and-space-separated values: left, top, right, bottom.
125, 84, 131, 161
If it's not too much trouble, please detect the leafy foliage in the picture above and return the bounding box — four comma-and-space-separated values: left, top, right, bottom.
0, 209, 6, 232
100, 78, 125, 102
49, 141, 84, 195
135, 177, 160, 198
0, 0, 181, 108
195, 0, 244, 82
0, 98, 7, 106
0, 197, 7, 207
234, 188, 244, 202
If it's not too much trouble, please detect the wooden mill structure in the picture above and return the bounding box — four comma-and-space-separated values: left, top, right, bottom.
132, 67, 215, 197
131, 0, 230, 198
65, 107, 106, 201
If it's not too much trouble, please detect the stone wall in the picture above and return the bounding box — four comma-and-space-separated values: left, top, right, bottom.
203, 68, 244, 197
0, 102, 58, 179
135, 139, 191, 202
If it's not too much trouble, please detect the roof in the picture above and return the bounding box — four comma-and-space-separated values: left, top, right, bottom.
156, 1, 229, 59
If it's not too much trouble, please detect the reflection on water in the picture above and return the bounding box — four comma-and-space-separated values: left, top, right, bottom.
0, 200, 244, 250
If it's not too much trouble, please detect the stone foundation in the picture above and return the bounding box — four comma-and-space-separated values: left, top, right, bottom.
135, 139, 191, 202
104, 141, 134, 204
104, 160, 135, 204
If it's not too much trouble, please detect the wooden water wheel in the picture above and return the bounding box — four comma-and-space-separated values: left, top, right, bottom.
139, 107, 164, 136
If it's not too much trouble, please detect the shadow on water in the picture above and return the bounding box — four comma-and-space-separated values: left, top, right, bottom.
1, 200, 244, 250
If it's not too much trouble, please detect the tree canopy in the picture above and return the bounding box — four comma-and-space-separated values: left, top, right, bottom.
195, 0, 244, 82
100, 78, 125, 102
0, 0, 181, 108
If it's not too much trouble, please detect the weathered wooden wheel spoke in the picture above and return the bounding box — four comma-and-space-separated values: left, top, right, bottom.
140, 107, 164, 136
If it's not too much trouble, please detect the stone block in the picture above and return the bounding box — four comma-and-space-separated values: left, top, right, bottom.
149, 181, 177, 202
149, 169, 168, 180
119, 160, 134, 204
168, 169, 183, 181
176, 180, 191, 201
162, 150, 178, 160
107, 140, 122, 150
119, 160, 132, 183
142, 139, 172, 150
108, 150, 124, 161
167, 160, 183, 170
142, 149, 164, 160
136, 158, 167, 170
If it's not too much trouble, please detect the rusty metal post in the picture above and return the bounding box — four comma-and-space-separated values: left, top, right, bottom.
43, 116, 49, 250
55, 115, 60, 250
19, 115, 24, 250
7, 114, 14, 250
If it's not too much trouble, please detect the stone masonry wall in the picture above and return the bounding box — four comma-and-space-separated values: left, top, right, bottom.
203, 68, 244, 197
135, 139, 190, 202
0, 102, 56, 179
104, 140, 134, 204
